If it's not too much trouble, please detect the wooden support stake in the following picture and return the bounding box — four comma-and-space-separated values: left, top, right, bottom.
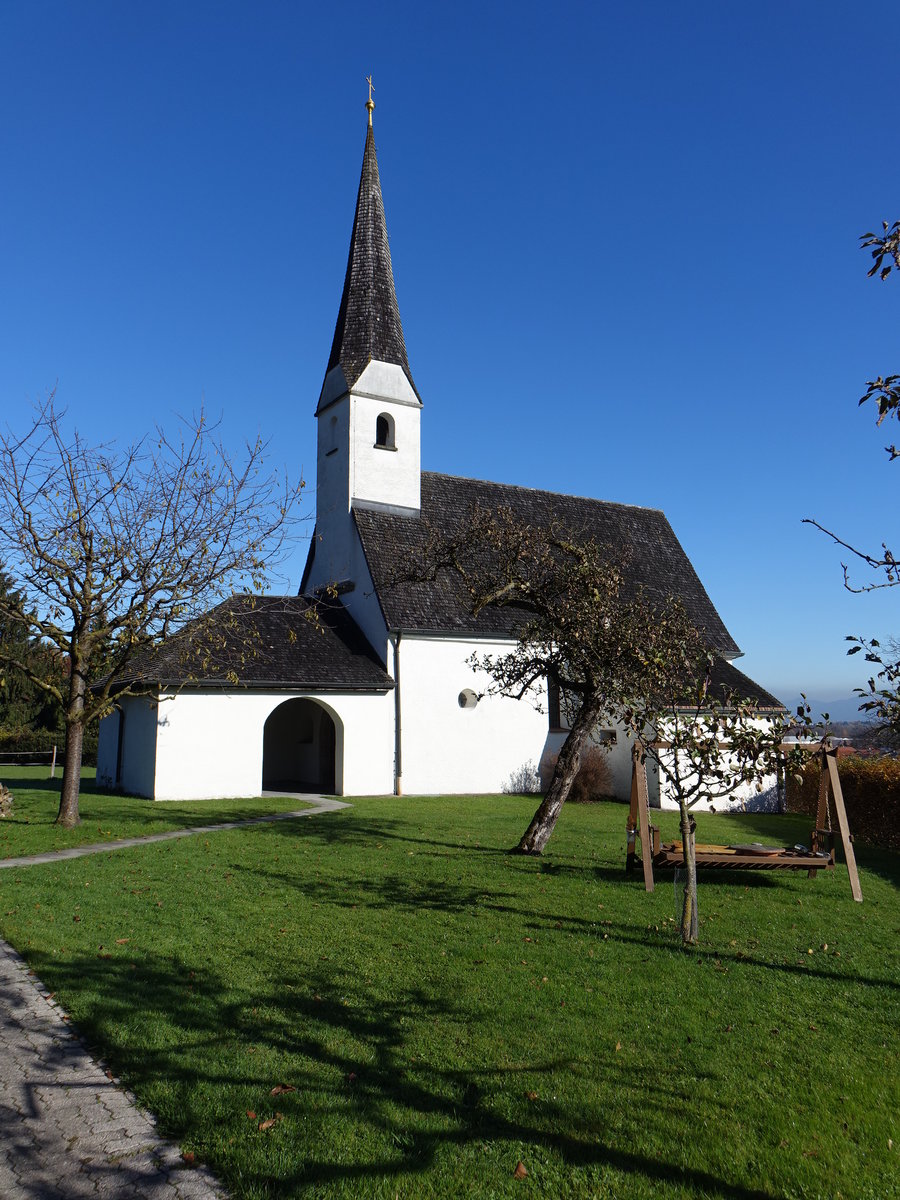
826, 751, 863, 903
50, 744, 57, 780
631, 748, 655, 893
808, 751, 830, 879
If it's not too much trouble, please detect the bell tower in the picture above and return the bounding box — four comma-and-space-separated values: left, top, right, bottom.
311, 90, 422, 590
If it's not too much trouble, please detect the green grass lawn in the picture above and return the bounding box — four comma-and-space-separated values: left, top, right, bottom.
0, 766, 314, 858
0, 789, 897, 1200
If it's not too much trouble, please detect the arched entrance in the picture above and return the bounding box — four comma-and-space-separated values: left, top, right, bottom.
262, 699, 338, 794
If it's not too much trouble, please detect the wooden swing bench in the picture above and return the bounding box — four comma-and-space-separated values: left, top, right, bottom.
640, 828, 835, 873
625, 741, 862, 902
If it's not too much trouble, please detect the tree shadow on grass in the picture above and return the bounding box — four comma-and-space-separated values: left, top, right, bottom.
16, 947, 778, 1200
234, 857, 900, 995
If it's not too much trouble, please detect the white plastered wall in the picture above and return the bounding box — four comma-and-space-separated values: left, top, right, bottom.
655, 717, 780, 813
349, 378, 421, 514
541, 719, 652, 803
95, 697, 159, 797
110, 688, 394, 801
395, 634, 552, 795
304, 530, 390, 667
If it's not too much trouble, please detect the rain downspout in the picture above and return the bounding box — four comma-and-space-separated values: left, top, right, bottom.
392, 630, 402, 795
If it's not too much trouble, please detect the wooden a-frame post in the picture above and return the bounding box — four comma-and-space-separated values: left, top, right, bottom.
626, 740, 862, 901
816, 744, 863, 902
626, 745, 655, 892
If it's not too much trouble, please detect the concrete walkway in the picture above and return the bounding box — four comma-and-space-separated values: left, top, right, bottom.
0, 794, 351, 870
0, 793, 350, 1196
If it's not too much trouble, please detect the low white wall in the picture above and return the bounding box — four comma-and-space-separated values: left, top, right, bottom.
396, 634, 550, 795
152, 689, 394, 801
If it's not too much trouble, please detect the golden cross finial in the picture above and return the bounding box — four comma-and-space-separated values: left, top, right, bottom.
365, 74, 375, 126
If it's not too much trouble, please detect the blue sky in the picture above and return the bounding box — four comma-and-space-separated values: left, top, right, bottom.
1, 1, 897, 711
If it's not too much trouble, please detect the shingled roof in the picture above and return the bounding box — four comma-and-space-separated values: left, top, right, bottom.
350, 471, 742, 656
318, 121, 417, 410
116, 596, 393, 692
703, 657, 783, 710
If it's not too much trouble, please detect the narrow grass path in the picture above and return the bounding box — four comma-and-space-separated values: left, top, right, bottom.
0, 796, 347, 870
0, 767, 327, 860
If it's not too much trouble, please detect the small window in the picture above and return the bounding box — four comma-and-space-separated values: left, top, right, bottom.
375, 412, 396, 450
548, 677, 561, 729
326, 415, 339, 456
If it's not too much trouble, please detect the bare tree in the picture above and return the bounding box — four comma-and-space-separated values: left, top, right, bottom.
805, 219, 899, 743
414, 506, 736, 852
0, 396, 300, 826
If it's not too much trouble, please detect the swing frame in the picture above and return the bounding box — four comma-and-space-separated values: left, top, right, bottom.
625, 740, 863, 902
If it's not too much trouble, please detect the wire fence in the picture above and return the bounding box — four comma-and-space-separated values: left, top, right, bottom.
0, 748, 98, 771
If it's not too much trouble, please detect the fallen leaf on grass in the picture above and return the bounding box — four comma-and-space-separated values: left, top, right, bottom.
246, 1110, 257, 1120
182, 1151, 196, 1166
115, 938, 129, 944
513, 1161, 528, 1180
615, 1041, 622, 1052
258, 1118, 277, 1132
524, 1091, 538, 1101
270, 1084, 296, 1096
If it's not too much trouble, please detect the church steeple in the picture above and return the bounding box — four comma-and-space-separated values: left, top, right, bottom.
318, 99, 418, 412
310, 95, 423, 596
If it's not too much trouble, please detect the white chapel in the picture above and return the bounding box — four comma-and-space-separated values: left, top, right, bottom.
97, 103, 780, 805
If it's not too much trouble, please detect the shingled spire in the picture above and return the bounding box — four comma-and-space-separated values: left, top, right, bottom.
318, 109, 418, 411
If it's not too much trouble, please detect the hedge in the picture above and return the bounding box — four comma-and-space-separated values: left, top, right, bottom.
0, 728, 98, 767
786, 755, 900, 854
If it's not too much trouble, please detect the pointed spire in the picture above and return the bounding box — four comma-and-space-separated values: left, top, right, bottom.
318, 99, 418, 410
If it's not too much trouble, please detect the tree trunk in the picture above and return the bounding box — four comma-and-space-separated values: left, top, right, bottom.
515, 699, 602, 855
678, 804, 698, 945
56, 671, 86, 828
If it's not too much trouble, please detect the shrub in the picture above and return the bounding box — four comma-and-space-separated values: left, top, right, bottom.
0, 727, 98, 767
502, 760, 542, 794
540, 746, 614, 802
786, 754, 900, 853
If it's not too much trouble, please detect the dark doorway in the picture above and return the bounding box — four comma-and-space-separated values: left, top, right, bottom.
262, 699, 337, 794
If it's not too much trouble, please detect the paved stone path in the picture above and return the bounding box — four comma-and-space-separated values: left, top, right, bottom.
0, 937, 227, 1199
0, 794, 351, 870
0, 793, 351, 1196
